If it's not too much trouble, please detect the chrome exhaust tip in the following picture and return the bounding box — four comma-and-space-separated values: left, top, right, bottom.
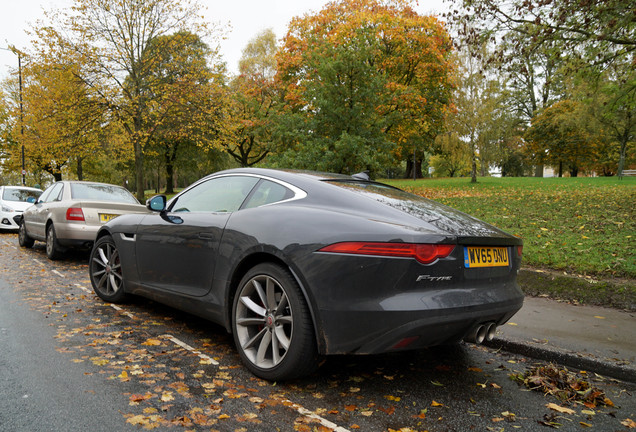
464, 322, 497, 344
464, 324, 487, 344
485, 323, 497, 342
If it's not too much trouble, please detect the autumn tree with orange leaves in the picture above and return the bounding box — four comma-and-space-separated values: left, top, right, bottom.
274, 0, 454, 177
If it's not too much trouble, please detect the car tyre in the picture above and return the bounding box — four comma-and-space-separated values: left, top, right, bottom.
89, 235, 128, 303
232, 263, 319, 381
18, 222, 34, 248
46, 224, 65, 260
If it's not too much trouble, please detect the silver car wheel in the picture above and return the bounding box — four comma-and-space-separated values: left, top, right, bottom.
18, 222, 34, 248
91, 239, 123, 297
46, 224, 63, 260
235, 274, 293, 370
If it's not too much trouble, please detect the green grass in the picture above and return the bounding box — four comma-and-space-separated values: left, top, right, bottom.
382, 177, 635, 280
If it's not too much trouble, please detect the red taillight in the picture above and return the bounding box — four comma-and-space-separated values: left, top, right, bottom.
517, 245, 523, 258
66, 207, 85, 221
319, 242, 455, 264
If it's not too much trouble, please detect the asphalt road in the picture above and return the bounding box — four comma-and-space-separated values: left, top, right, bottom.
1, 232, 635, 431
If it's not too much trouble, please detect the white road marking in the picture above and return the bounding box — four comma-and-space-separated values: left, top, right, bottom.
282, 398, 351, 432
52, 270, 65, 278
33, 259, 44, 265
109, 304, 136, 319
162, 334, 220, 366
74, 283, 92, 293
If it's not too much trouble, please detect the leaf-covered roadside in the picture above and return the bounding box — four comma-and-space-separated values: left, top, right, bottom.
511, 364, 614, 407
509, 364, 636, 429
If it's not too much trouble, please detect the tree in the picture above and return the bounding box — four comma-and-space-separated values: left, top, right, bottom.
35, 0, 220, 200
449, 0, 635, 67
221, 29, 279, 167
525, 100, 598, 176
446, 1, 634, 177
431, 132, 471, 177
9, 58, 104, 182
451, 44, 512, 182
140, 31, 226, 193
0, 79, 19, 177
591, 61, 635, 177
275, 0, 453, 176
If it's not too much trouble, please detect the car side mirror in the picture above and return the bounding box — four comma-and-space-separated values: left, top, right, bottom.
146, 195, 167, 212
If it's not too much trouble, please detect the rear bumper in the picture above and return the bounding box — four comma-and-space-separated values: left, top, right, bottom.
318, 284, 524, 354
54, 222, 100, 246
296, 250, 524, 355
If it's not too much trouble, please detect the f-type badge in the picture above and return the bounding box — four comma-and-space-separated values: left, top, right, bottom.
417, 275, 453, 282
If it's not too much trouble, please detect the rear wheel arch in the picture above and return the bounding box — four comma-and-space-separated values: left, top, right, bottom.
225, 253, 325, 354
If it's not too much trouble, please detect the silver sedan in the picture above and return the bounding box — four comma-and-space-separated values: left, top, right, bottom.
19, 181, 147, 259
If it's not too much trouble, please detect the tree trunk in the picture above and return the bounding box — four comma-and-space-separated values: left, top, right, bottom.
617, 131, 628, 178
558, 161, 563, 177
77, 157, 83, 181
471, 148, 477, 183
405, 159, 423, 179
569, 166, 578, 177
534, 164, 544, 177
165, 163, 175, 194
134, 139, 145, 202
164, 142, 178, 194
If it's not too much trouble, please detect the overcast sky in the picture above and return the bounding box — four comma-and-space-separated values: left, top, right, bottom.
0, 0, 449, 80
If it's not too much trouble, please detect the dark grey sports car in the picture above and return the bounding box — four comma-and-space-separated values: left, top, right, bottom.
89, 168, 523, 380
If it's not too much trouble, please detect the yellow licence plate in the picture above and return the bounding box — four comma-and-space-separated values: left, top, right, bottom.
99, 213, 118, 223
464, 247, 509, 268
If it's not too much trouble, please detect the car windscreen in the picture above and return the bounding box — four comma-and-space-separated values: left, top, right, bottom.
2, 187, 42, 202
70, 183, 139, 204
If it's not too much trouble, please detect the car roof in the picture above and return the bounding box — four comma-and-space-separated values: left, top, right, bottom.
1, 185, 43, 191
207, 168, 374, 185
60, 180, 125, 187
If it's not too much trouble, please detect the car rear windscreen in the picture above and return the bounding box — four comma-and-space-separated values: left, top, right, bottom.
70, 183, 139, 204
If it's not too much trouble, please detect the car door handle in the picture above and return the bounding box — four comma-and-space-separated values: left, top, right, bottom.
198, 233, 215, 240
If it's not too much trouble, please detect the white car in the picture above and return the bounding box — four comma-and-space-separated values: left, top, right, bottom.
0, 186, 43, 230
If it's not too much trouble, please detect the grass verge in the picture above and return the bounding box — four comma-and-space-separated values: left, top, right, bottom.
383, 176, 635, 308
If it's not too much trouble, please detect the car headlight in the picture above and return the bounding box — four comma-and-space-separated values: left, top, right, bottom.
1, 205, 14, 212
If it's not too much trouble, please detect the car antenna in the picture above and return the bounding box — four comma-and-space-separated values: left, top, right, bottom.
351, 171, 370, 181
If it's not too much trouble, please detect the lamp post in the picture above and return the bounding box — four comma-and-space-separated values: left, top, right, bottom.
2, 45, 26, 185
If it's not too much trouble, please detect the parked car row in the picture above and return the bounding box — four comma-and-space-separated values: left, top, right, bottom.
6, 170, 524, 381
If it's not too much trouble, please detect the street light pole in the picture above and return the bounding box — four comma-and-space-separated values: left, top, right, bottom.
2, 45, 27, 185
17, 51, 25, 186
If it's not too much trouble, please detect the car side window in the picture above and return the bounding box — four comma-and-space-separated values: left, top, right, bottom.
38, 188, 52, 203
170, 176, 259, 213
243, 180, 294, 209
40, 183, 63, 203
